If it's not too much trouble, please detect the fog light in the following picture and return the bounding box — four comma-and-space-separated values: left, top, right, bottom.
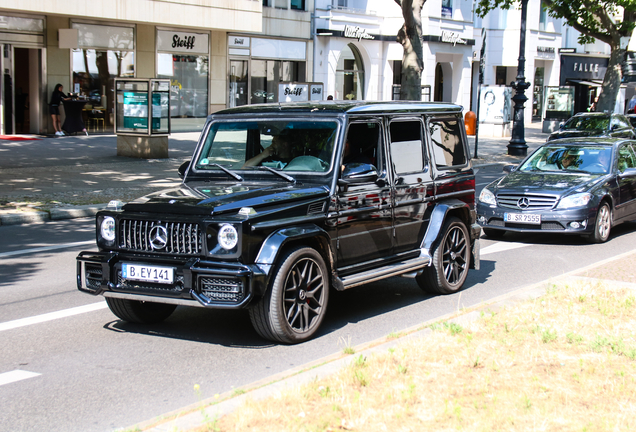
570, 221, 581, 229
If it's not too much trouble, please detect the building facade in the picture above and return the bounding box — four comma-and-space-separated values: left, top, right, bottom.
0, 0, 266, 135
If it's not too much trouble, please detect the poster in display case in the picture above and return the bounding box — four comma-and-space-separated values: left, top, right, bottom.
543, 86, 574, 120
478, 86, 512, 124
115, 79, 171, 135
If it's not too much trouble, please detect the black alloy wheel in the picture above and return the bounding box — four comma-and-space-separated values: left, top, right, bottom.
417, 217, 470, 295
249, 246, 329, 344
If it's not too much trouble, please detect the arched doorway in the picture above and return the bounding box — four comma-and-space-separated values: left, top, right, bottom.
434, 63, 443, 102
335, 44, 364, 100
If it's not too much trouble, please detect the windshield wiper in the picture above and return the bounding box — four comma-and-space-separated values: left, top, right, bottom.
256, 166, 296, 183
211, 163, 243, 182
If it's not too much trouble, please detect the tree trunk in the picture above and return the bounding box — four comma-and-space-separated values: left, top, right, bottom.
596, 46, 624, 113
395, 0, 426, 100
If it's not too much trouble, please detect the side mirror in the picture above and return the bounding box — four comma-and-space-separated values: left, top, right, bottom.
178, 160, 191, 179
502, 164, 517, 173
338, 163, 379, 186
619, 167, 636, 178
559, 122, 564, 130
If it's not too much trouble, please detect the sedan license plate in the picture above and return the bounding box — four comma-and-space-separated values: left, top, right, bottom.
504, 212, 541, 225
122, 263, 174, 284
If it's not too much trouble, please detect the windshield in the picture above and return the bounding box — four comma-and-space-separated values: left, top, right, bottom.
562, 116, 609, 132
194, 120, 338, 173
519, 145, 612, 174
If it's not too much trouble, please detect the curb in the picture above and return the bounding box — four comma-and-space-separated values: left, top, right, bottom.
0, 204, 105, 226
132, 249, 636, 432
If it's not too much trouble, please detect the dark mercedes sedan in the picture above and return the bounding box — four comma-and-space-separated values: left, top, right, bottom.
477, 138, 636, 242
547, 112, 635, 141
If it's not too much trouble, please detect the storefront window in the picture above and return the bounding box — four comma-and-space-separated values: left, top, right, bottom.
72, 49, 134, 104
335, 44, 364, 100
157, 54, 208, 118
251, 60, 300, 104
156, 30, 210, 131
71, 23, 135, 130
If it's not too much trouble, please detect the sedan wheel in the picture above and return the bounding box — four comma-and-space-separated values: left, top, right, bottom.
587, 202, 611, 243
249, 246, 329, 344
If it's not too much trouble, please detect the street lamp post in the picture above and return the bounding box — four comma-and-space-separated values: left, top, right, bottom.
507, 0, 531, 156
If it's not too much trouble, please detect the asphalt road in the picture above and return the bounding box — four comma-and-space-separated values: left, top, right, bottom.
1, 165, 636, 431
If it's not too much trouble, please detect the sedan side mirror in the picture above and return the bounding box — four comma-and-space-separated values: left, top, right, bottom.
178, 160, 191, 179
559, 122, 564, 130
502, 164, 517, 173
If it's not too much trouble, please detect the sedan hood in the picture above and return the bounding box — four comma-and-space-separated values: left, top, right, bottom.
491, 171, 604, 196
548, 129, 603, 141
122, 181, 329, 216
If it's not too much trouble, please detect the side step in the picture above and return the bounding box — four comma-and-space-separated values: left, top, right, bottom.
340, 255, 430, 290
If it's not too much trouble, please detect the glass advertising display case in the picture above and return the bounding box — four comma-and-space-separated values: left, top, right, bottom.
543, 86, 575, 120
114, 79, 170, 135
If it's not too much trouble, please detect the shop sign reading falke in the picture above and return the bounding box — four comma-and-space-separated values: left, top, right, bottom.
441, 31, 467, 46
343, 25, 374, 42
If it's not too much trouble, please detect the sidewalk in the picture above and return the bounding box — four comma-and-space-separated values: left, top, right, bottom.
0, 123, 549, 226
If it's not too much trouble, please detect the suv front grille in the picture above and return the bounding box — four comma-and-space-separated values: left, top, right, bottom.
497, 193, 558, 210
119, 219, 202, 255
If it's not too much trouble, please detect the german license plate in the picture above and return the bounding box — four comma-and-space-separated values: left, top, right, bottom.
504, 212, 541, 224
122, 263, 174, 284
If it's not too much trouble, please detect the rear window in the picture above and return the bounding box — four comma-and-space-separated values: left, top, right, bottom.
428, 118, 466, 168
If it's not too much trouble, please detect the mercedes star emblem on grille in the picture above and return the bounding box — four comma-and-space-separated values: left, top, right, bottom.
149, 225, 168, 250
517, 197, 530, 209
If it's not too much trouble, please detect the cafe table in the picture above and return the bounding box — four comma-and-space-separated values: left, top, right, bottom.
62, 99, 88, 135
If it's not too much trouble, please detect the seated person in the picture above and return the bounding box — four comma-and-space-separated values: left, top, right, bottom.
560, 151, 579, 170
243, 135, 292, 168
343, 139, 373, 165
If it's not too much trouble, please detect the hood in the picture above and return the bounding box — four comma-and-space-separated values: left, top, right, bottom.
491, 171, 604, 196
548, 129, 604, 141
122, 181, 330, 216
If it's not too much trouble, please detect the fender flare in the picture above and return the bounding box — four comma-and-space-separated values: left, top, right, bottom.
254, 224, 334, 275
421, 200, 480, 270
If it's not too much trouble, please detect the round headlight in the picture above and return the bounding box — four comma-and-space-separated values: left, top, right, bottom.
218, 224, 238, 250
479, 188, 497, 206
100, 216, 116, 242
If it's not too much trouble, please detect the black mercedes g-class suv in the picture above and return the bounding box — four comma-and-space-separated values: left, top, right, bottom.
77, 101, 480, 343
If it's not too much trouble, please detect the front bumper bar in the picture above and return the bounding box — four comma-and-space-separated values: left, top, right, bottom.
76, 251, 267, 309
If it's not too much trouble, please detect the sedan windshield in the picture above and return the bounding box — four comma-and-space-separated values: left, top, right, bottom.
562, 116, 609, 132
519, 145, 612, 174
194, 120, 338, 173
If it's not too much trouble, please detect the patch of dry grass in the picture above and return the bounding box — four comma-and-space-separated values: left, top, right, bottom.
198, 280, 636, 431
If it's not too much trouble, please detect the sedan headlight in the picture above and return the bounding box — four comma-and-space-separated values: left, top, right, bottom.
217, 224, 239, 250
557, 192, 592, 209
100, 216, 116, 242
479, 188, 497, 206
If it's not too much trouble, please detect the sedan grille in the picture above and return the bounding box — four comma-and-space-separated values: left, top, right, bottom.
496, 193, 558, 210
119, 219, 202, 255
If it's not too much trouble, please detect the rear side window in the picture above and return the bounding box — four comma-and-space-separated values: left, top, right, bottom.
428, 117, 466, 168
389, 120, 424, 174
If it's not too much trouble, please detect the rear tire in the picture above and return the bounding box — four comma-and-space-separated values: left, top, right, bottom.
249, 246, 329, 344
417, 217, 470, 295
105, 297, 176, 324
586, 202, 611, 243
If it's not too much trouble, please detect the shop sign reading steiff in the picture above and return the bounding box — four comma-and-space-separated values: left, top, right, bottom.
278, 82, 324, 102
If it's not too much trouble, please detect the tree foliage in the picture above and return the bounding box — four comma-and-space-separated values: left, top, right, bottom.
475, 0, 636, 113
395, 0, 427, 100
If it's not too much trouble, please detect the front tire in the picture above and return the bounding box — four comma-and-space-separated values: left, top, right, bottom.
587, 202, 611, 243
417, 217, 470, 295
249, 246, 329, 344
105, 297, 176, 324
